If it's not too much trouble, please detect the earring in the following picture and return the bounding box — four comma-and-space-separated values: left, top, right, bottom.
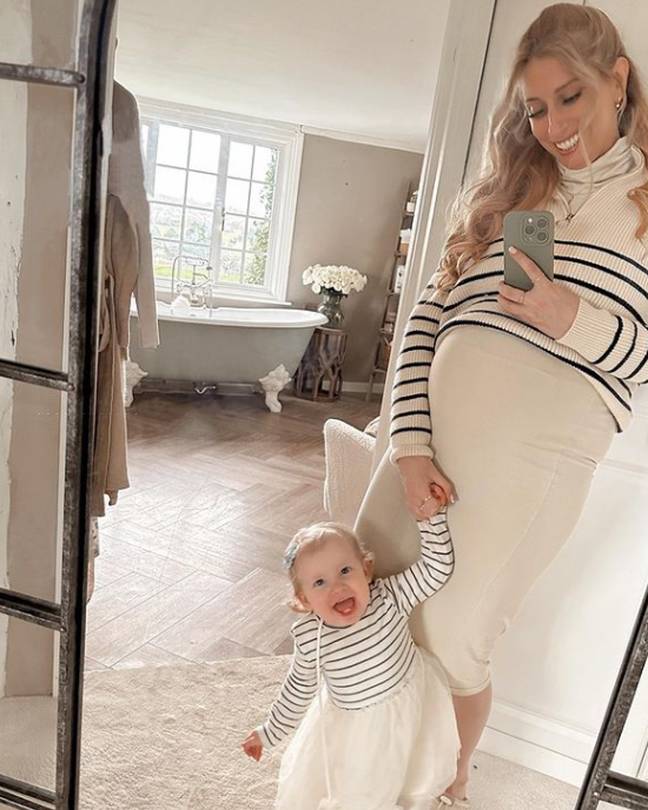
616, 97, 623, 110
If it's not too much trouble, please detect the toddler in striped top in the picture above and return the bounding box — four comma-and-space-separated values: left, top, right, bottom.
242, 491, 461, 810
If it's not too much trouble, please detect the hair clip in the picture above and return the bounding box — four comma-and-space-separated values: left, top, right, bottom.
283, 540, 300, 570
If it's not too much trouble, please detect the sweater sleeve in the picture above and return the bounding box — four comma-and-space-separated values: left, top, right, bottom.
382, 513, 455, 614
257, 629, 318, 748
557, 297, 648, 383
389, 278, 450, 463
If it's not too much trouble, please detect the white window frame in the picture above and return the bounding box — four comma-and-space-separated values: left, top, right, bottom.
138, 98, 304, 305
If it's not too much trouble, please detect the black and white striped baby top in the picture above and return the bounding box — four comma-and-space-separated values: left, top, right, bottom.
390, 143, 648, 463
258, 513, 454, 748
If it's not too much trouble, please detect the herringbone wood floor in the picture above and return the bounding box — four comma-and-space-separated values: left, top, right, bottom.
84, 391, 380, 672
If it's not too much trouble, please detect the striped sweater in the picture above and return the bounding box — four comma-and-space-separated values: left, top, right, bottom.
391, 145, 648, 462
258, 513, 454, 748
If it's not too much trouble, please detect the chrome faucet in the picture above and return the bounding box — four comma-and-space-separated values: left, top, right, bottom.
172, 256, 214, 309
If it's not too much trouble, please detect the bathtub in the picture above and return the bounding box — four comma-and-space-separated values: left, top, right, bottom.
128, 302, 327, 411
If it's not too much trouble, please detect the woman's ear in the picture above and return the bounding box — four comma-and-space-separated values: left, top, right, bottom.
614, 55, 630, 96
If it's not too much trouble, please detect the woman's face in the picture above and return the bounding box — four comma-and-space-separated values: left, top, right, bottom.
521, 56, 626, 169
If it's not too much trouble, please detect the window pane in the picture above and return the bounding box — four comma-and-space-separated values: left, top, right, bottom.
246, 217, 269, 253
186, 171, 217, 209
220, 250, 243, 283
0, 614, 58, 792
223, 214, 245, 250
243, 252, 268, 287
252, 145, 276, 182
157, 124, 190, 167
141, 123, 150, 161
153, 166, 186, 204
184, 208, 213, 244
153, 240, 180, 282
151, 203, 182, 240
190, 130, 221, 172
228, 141, 254, 179
249, 182, 272, 218
225, 179, 250, 215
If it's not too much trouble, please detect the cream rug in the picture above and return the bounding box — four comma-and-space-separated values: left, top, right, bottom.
76, 655, 592, 809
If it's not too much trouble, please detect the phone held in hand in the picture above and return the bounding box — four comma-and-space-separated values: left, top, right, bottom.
503, 210, 555, 291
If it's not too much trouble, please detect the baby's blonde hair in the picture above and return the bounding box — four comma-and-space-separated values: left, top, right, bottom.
283, 522, 374, 613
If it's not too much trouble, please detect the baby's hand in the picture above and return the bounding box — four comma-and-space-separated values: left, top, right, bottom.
242, 730, 263, 761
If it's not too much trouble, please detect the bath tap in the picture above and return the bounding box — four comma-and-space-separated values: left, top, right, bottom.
173, 258, 214, 309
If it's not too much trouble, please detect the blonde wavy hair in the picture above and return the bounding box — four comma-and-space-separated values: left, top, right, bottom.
435, 3, 648, 291
283, 522, 374, 613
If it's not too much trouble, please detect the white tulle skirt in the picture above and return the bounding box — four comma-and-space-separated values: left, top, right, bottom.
274, 648, 460, 810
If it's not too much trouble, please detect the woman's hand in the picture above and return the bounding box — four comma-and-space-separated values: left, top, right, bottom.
396, 456, 457, 519
242, 730, 263, 761
498, 247, 579, 339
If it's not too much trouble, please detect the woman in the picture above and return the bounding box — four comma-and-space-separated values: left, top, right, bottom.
355, 4, 648, 807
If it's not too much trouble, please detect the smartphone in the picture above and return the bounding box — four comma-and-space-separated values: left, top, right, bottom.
503, 210, 554, 291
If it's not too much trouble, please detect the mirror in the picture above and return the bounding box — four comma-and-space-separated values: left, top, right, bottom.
1, 0, 77, 71
4, 0, 648, 808
79, 1, 648, 808
0, 618, 59, 798
0, 379, 66, 606
0, 1, 110, 808
0, 80, 75, 375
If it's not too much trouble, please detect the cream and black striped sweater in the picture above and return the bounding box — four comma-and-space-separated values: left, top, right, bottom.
391, 145, 648, 462
258, 514, 454, 748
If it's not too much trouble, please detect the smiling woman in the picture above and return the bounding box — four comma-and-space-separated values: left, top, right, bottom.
355, 3, 648, 807
523, 56, 629, 169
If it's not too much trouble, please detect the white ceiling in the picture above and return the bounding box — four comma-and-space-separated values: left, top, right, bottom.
115, 0, 450, 152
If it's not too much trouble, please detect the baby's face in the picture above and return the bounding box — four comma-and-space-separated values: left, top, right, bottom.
294, 534, 372, 627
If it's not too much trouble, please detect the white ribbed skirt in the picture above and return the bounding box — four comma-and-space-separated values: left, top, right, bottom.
356, 326, 616, 696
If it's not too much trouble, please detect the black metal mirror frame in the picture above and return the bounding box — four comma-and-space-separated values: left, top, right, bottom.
0, 0, 117, 807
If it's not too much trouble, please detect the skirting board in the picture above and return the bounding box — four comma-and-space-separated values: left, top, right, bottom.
341, 381, 385, 395
480, 699, 594, 787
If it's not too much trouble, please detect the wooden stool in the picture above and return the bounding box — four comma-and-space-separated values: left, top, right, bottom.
294, 327, 348, 401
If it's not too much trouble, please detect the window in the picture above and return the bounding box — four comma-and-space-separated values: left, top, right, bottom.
139, 100, 303, 303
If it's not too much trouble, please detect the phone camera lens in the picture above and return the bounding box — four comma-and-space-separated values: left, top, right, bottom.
537, 217, 548, 229
524, 224, 535, 235
537, 231, 548, 242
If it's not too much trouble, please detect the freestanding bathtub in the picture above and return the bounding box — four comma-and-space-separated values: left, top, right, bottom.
128, 302, 328, 411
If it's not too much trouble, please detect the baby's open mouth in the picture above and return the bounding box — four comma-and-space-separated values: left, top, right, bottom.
333, 597, 356, 616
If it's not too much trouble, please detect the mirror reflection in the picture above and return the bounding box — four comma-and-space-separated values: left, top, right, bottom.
5, 0, 648, 808
0, 379, 64, 605
0, 617, 58, 796
0, 80, 74, 374
1, 0, 77, 70
79, 1, 648, 808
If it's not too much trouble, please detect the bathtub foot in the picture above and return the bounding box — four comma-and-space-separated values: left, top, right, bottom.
259, 364, 292, 413
124, 359, 148, 407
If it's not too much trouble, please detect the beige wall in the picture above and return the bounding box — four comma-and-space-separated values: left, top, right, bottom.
5, 0, 77, 697
287, 134, 424, 382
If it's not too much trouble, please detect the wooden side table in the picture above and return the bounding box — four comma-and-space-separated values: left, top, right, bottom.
366, 326, 393, 401
294, 327, 348, 401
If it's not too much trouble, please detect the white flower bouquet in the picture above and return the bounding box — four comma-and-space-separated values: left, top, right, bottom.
302, 264, 368, 296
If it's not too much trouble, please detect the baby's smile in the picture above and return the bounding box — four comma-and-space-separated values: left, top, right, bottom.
333, 596, 357, 617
